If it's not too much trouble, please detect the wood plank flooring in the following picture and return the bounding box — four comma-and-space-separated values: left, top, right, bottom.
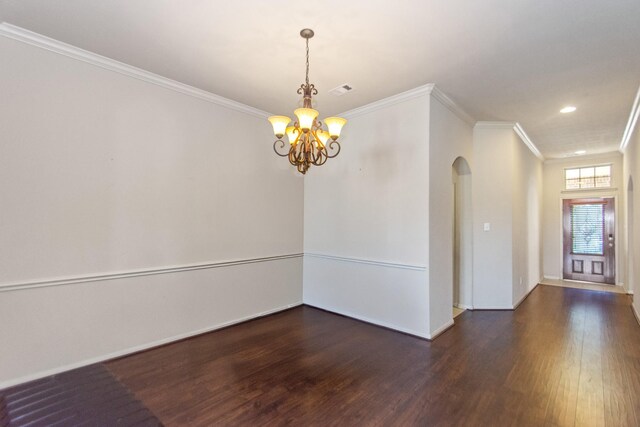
105, 285, 640, 426
0, 364, 162, 426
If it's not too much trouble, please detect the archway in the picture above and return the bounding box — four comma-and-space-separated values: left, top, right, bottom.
452, 157, 473, 316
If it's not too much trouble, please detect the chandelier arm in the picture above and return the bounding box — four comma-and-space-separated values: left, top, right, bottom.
304, 141, 312, 165
309, 144, 320, 165
325, 140, 342, 158
309, 128, 320, 144
291, 137, 302, 165
289, 144, 300, 166
273, 139, 290, 157
308, 130, 327, 166
314, 148, 328, 166
295, 138, 306, 165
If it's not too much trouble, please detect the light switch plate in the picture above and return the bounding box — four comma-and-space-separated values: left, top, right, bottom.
483, 222, 491, 231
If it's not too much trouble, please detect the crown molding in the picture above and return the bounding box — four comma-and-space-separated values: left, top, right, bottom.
514, 122, 544, 161
474, 121, 517, 130
339, 83, 475, 125
475, 121, 545, 161
430, 85, 476, 125
620, 85, 640, 153
0, 22, 271, 119
339, 84, 434, 119
543, 151, 621, 165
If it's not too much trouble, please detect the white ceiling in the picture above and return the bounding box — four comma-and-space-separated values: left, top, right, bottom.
1, 0, 639, 159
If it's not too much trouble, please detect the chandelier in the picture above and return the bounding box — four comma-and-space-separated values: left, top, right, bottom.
268, 29, 347, 175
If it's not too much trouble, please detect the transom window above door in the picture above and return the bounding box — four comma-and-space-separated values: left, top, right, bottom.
565, 165, 611, 190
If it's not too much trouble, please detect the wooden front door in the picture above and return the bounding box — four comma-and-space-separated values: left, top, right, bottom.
563, 198, 615, 284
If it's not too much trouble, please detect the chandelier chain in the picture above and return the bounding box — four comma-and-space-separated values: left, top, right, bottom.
305, 38, 310, 86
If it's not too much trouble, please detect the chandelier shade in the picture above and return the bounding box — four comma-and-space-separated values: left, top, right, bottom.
267, 116, 291, 138
286, 126, 299, 145
324, 117, 347, 139
294, 108, 319, 131
268, 29, 347, 175
317, 130, 330, 146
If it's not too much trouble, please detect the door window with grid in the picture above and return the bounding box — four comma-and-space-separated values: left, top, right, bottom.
571, 203, 604, 255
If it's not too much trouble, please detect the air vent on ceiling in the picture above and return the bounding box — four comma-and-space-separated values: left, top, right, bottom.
329, 83, 354, 96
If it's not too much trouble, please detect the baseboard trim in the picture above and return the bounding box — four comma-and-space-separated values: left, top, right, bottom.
454, 303, 474, 310
303, 304, 428, 340
427, 320, 455, 341
0, 302, 302, 390
513, 283, 540, 310
475, 284, 539, 311
0, 253, 303, 293
632, 303, 640, 327
543, 275, 561, 281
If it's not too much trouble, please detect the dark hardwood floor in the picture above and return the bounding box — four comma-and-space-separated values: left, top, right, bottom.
0, 364, 162, 426
105, 285, 640, 426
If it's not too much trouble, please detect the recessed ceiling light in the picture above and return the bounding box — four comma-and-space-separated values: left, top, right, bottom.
560, 106, 577, 114
574, 150, 586, 155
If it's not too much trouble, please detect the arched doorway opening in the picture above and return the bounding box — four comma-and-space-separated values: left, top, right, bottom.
452, 157, 473, 316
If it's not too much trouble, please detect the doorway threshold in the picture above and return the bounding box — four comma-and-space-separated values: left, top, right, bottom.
540, 278, 627, 294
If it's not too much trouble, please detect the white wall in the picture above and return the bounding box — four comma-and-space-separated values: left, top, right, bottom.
622, 103, 640, 317
472, 126, 515, 308
511, 131, 543, 305
0, 35, 303, 387
303, 88, 431, 338
472, 124, 543, 308
428, 96, 474, 333
541, 153, 624, 285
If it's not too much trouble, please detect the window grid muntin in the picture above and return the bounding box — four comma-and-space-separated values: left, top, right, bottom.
565, 165, 611, 190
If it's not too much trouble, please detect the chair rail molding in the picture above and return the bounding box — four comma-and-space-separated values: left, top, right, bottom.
304, 252, 426, 271
0, 254, 304, 293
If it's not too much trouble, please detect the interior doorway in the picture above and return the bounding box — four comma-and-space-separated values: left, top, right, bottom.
562, 197, 615, 284
452, 157, 472, 316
